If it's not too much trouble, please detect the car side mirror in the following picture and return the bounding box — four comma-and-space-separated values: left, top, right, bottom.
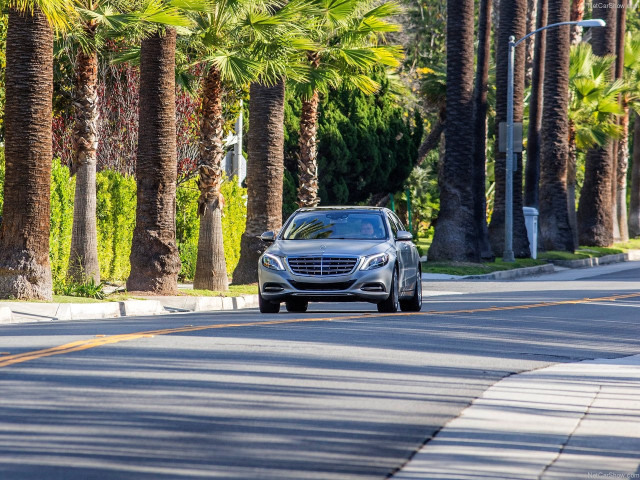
397, 230, 413, 242
259, 231, 276, 242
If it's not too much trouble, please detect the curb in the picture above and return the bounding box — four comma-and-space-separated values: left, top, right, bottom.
549, 250, 640, 268
0, 307, 12, 323
462, 263, 555, 280
0, 294, 259, 325
149, 294, 258, 312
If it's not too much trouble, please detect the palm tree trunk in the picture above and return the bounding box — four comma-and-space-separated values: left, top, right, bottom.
297, 90, 320, 208
127, 29, 181, 294
194, 65, 228, 291
524, 0, 547, 208
428, 0, 477, 261
488, 0, 530, 257
563, 0, 584, 250
617, 104, 630, 242
577, 4, 616, 246
569, 0, 584, 45
567, 121, 578, 249
68, 40, 100, 284
525, 0, 537, 87
629, 112, 640, 237
0, 8, 53, 300
614, 0, 628, 242
539, 0, 574, 251
233, 80, 286, 283
472, 0, 493, 260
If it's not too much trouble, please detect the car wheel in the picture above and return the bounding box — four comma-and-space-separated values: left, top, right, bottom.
285, 300, 308, 313
377, 267, 399, 313
259, 290, 280, 314
400, 266, 422, 312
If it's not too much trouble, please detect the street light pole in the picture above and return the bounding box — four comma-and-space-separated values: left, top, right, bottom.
503, 18, 606, 262
504, 36, 516, 262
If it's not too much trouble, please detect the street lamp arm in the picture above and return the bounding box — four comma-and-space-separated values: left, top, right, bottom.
513, 19, 606, 47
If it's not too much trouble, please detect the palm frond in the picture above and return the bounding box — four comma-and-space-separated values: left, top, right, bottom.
207, 52, 261, 85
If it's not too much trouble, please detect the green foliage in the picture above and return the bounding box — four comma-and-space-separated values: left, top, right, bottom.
284, 74, 422, 205
569, 43, 624, 150
96, 170, 137, 280
0, 148, 4, 216
49, 158, 75, 285
220, 178, 247, 275
176, 176, 247, 280
404, 148, 439, 237
282, 169, 299, 219
54, 277, 106, 299
2, 160, 246, 284
176, 178, 199, 281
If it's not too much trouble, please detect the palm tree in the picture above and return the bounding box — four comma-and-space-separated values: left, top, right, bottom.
427, 0, 476, 261
613, 0, 627, 242
568, 43, 623, 248
0, 1, 73, 300
488, 0, 529, 258
233, 80, 287, 283
233, 1, 312, 284
64, 3, 129, 284
291, 0, 403, 208
524, 0, 547, 208
576, 4, 617, 247
182, 0, 298, 291
472, 0, 493, 260
537, 0, 573, 251
625, 34, 640, 237
630, 112, 640, 237
127, 27, 183, 293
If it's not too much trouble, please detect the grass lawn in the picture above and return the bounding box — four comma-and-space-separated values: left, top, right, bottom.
181, 284, 259, 297
1, 284, 259, 303
417, 235, 640, 276
422, 258, 547, 276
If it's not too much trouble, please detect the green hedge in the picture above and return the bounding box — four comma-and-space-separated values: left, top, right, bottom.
96, 169, 137, 281
0, 152, 247, 283
176, 176, 247, 280
50, 158, 75, 284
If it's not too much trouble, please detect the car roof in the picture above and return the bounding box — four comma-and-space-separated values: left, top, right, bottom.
296, 206, 389, 213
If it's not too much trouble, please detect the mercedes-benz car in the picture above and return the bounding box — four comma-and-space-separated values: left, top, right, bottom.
257, 207, 422, 314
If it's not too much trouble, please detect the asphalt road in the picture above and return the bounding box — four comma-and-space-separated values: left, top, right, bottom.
1, 262, 639, 479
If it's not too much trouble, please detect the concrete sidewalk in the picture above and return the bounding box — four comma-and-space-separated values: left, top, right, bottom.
393, 354, 640, 480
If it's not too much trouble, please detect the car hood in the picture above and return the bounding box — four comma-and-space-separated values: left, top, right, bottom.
268, 239, 390, 258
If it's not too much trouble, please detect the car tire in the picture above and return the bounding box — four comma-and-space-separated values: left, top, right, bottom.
259, 290, 280, 313
400, 266, 422, 312
285, 300, 308, 313
377, 267, 399, 313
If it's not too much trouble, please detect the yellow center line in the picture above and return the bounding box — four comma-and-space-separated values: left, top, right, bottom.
1, 291, 639, 369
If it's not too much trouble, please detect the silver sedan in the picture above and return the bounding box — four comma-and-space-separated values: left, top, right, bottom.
257, 207, 422, 313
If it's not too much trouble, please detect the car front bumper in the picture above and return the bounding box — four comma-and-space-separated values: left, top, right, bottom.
258, 261, 394, 304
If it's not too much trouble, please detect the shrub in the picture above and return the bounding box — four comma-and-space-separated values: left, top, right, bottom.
176, 175, 247, 280
0, 148, 4, 216
49, 158, 75, 285
1, 159, 247, 284
96, 170, 136, 281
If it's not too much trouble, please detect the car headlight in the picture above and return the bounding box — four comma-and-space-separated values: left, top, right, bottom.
261, 253, 285, 271
360, 252, 390, 270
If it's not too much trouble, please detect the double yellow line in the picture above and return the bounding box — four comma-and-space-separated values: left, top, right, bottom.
1, 291, 639, 369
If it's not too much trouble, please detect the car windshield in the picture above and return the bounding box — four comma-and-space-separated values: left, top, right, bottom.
282, 211, 387, 240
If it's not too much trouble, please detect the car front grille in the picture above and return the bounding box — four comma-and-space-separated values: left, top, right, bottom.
287, 256, 358, 276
